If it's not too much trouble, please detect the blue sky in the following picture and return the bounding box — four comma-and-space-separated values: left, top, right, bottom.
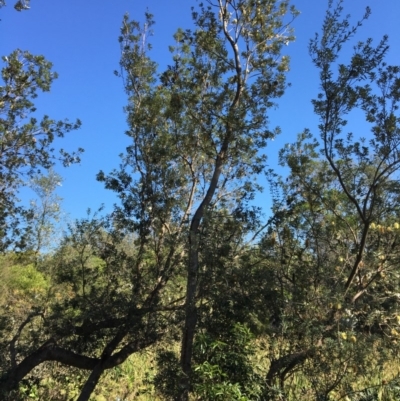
1, 0, 400, 222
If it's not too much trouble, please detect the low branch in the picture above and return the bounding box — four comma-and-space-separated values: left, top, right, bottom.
9, 310, 44, 369
77, 328, 127, 401
73, 302, 184, 336
0, 335, 158, 395
266, 348, 315, 388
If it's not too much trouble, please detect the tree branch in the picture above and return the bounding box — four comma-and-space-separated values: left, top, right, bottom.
0, 334, 159, 396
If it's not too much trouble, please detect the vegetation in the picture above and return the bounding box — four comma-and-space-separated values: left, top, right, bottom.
1, 0, 400, 400
0, 0, 30, 11
0, 48, 82, 251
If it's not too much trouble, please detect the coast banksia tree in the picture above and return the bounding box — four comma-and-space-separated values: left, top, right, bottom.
100, 1, 297, 399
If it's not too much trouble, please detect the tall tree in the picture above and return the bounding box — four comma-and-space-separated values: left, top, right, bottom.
101, 1, 297, 398
258, 0, 400, 398
0, 49, 82, 251
309, 0, 399, 297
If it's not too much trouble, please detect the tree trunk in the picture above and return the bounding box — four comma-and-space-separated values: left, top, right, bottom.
180, 152, 227, 400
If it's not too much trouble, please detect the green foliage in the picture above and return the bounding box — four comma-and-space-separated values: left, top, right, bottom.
153, 351, 183, 401
102, 4, 297, 398
0, 49, 82, 251
154, 324, 262, 401
3, 1, 400, 401
7, 263, 49, 296
255, 1, 400, 399
0, 252, 49, 305
27, 169, 63, 254
192, 323, 263, 401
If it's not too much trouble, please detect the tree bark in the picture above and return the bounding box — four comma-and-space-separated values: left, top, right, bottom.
180, 153, 226, 400
0, 335, 158, 396
265, 349, 315, 391
77, 329, 126, 401
178, 3, 243, 395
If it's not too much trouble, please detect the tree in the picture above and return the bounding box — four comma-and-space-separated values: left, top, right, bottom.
0, 211, 167, 400
102, 1, 297, 399
309, 0, 399, 297
256, 1, 400, 398
0, 0, 297, 399
0, 49, 82, 251
3, 1, 400, 400
27, 169, 64, 255
5, 0, 400, 399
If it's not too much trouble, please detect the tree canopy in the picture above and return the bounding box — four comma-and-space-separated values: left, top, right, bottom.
0, 49, 82, 251
1, 0, 400, 400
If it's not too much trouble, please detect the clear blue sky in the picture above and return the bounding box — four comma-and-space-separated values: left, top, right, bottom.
1, 0, 400, 221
